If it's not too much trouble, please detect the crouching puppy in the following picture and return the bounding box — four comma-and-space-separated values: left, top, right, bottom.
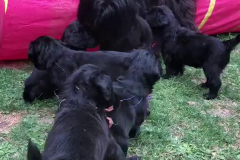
145, 6, 240, 100
61, 20, 97, 50
27, 64, 140, 160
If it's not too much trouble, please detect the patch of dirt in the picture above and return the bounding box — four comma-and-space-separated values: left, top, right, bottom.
39, 116, 54, 125
207, 106, 233, 118
0, 60, 29, 69
0, 112, 24, 133
169, 123, 188, 139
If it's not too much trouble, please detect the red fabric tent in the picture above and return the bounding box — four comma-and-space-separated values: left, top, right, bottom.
0, 0, 240, 60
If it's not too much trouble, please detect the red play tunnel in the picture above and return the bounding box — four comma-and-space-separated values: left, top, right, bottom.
0, 0, 240, 60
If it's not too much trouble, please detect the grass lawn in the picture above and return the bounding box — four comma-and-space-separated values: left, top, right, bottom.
0, 38, 239, 160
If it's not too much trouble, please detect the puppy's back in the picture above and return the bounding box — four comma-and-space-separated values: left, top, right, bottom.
42, 107, 108, 160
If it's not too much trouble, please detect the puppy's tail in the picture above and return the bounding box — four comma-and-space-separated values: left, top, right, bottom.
222, 34, 240, 53
27, 139, 42, 160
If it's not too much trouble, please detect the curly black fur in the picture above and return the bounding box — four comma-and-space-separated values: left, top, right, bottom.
61, 20, 97, 50
143, 0, 197, 31
27, 64, 140, 160
145, 6, 240, 100
77, 0, 153, 51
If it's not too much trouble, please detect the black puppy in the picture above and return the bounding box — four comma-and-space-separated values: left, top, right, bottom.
61, 20, 97, 50
27, 64, 140, 160
24, 20, 98, 103
27, 36, 161, 101
143, 0, 197, 31
78, 0, 153, 51
145, 6, 240, 100
108, 78, 150, 155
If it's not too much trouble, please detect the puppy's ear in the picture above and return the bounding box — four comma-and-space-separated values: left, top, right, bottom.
94, 74, 113, 101
27, 139, 42, 160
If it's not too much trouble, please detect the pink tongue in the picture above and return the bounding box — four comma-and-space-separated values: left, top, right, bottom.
106, 117, 114, 128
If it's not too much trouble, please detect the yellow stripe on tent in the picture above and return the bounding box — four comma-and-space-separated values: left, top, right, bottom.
198, 0, 216, 29
4, 0, 8, 13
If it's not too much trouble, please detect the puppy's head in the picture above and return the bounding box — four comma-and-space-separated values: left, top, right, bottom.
65, 64, 115, 109
28, 36, 65, 70
145, 5, 175, 28
128, 50, 162, 92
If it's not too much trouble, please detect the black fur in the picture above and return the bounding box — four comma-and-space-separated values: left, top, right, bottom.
77, 0, 153, 51
27, 36, 162, 102
23, 68, 55, 103
145, 6, 240, 100
109, 78, 150, 155
144, 0, 197, 31
61, 20, 97, 50
222, 35, 240, 53
27, 64, 140, 160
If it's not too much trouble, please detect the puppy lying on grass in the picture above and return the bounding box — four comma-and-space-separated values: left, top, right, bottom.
27, 64, 140, 160
26, 36, 161, 102
145, 5, 240, 100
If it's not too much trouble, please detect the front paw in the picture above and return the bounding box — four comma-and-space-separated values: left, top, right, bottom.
162, 74, 173, 79
203, 93, 217, 100
23, 91, 35, 103
129, 127, 141, 138
127, 156, 141, 160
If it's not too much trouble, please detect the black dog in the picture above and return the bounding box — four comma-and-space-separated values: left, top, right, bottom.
61, 20, 97, 50
145, 6, 240, 100
143, 0, 197, 31
78, 0, 153, 51
108, 78, 150, 155
27, 64, 140, 160
27, 36, 161, 102
23, 20, 98, 103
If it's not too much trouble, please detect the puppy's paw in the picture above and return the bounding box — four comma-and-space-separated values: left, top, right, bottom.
200, 82, 209, 88
203, 93, 217, 100
127, 156, 141, 160
23, 91, 35, 103
162, 74, 173, 79
129, 127, 141, 138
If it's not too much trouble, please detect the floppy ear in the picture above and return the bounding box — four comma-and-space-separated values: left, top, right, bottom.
94, 74, 113, 101
27, 139, 42, 160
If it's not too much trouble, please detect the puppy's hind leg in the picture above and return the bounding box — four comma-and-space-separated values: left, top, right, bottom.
203, 65, 222, 100
105, 138, 140, 160
163, 63, 177, 79
174, 64, 185, 76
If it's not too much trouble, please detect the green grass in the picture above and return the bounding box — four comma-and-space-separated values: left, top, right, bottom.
0, 43, 239, 160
